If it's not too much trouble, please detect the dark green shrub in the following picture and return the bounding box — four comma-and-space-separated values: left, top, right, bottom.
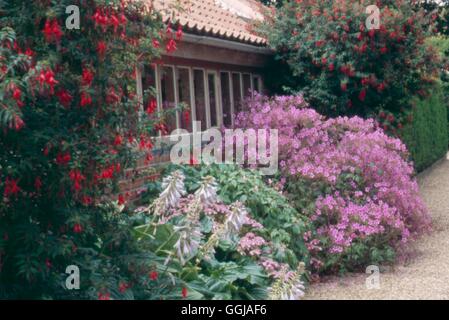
259, 0, 442, 126
401, 84, 448, 172
0, 0, 181, 299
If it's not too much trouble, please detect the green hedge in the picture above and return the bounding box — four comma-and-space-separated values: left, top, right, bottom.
401, 84, 448, 172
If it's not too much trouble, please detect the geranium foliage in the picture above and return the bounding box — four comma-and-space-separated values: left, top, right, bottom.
0, 0, 180, 298
260, 0, 441, 131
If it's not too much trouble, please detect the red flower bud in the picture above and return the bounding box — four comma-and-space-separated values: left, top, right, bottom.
114, 135, 123, 146
73, 223, 83, 234
358, 89, 366, 101
149, 271, 158, 281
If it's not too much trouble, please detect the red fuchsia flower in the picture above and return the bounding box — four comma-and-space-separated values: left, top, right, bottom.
43, 19, 63, 43
81, 68, 94, 86
100, 165, 116, 179
118, 282, 129, 293
92, 9, 109, 31
139, 135, 154, 150
387, 114, 395, 123
340, 65, 350, 76
69, 169, 85, 191
73, 223, 83, 234
12, 86, 21, 101
13, 115, 24, 131
176, 26, 183, 41
119, 13, 127, 27
183, 110, 190, 124
149, 271, 158, 281
359, 43, 367, 53
45, 258, 52, 269
312, 9, 321, 16
25, 48, 34, 57
4, 177, 21, 198
182, 287, 188, 298
340, 82, 347, 92
368, 29, 376, 38
379, 46, 388, 54
152, 39, 160, 48
56, 89, 73, 108
315, 40, 325, 47
81, 195, 93, 206
34, 177, 42, 191
361, 77, 370, 86
106, 88, 120, 104
357, 32, 364, 41
118, 194, 126, 205
145, 152, 153, 165
1, 65, 7, 77
80, 92, 92, 107
330, 32, 338, 41
38, 69, 58, 94
110, 14, 120, 33
96, 41, 107, 58
377, 82, 386, 92
13, 89, 25, 108
154, 123, 168, 135
321, 57, 327, 65
113, 134, 123, 146
98, 292, 111, 300
43, 146, 50, 156
146, 99, 157, 115
166, 39, 177, 54
358, 89, 367, 101
328, 63, 334, 72
56, 152, 71, 165
166, 24, 173, 37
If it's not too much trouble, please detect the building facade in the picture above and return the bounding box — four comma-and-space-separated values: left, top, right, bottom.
138, 0, 271, 138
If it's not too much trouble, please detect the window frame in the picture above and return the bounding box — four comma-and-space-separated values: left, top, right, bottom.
206, 70, 222, 128
137, 64, 263, 137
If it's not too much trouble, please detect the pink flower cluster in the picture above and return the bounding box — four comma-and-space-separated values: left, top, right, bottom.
238, 232, 267, 257
236, 94, 431, 268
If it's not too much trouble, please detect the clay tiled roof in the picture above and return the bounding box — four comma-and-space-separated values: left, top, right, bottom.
153, 0, 267, 45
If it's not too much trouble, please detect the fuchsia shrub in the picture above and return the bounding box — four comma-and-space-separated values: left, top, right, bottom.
235, 94, 431, 273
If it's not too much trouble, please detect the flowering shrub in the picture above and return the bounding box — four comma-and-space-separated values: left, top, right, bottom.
157, 163, 311, 268
0, 0, 180, 299
259, 0, 441, 129
236, 94, 431, 274
135, 170, 307, 300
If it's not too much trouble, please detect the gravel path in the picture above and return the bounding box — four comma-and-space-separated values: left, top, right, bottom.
305, 154, 449, 300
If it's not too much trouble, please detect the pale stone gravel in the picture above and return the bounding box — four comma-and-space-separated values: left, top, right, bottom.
305, 154, 449, 300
